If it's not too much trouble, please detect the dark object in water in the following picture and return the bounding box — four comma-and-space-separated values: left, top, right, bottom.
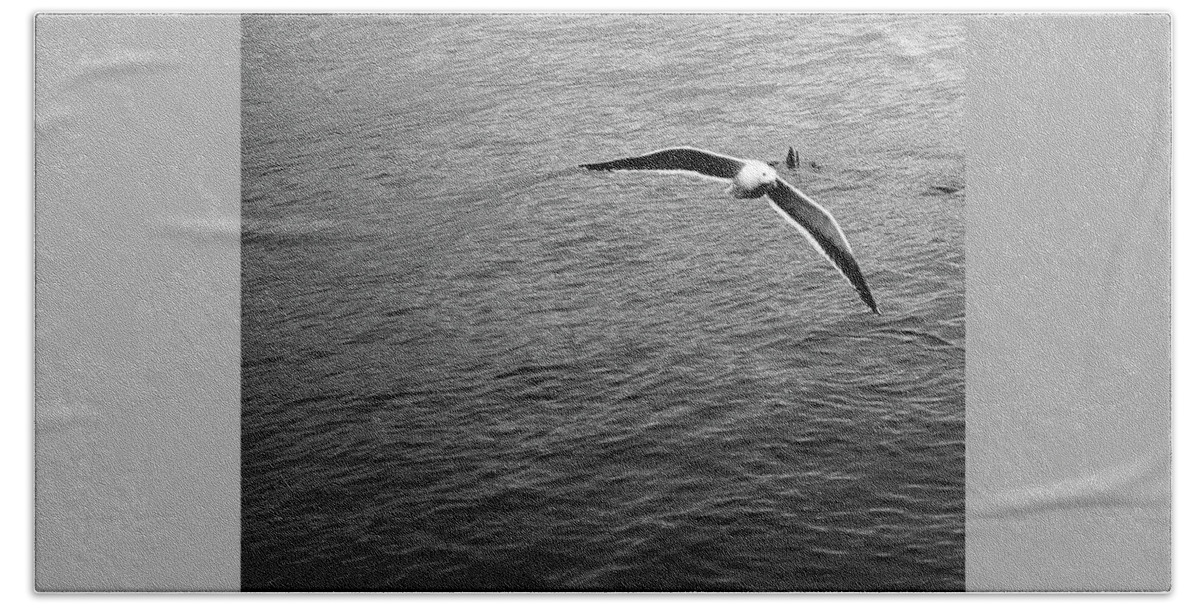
786, 146, 798, 170
928, 183, 963, 195
810, 160, 821, 171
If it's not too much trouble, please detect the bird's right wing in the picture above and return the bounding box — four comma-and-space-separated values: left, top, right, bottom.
766, 179, 879, 314
579, 147, 746, 182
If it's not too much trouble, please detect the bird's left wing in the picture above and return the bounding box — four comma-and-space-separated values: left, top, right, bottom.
766, 179, 879, 314
580, 147, 746, 182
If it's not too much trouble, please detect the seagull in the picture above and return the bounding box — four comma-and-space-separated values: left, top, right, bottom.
580, 146, 879, 314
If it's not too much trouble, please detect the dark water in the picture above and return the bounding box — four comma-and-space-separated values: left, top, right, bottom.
241, 14, 965, 591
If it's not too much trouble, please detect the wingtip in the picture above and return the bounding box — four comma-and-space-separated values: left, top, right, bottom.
861, 294, 880, 315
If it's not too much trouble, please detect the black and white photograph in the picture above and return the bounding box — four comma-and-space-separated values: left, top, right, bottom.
239, 13, 965, 591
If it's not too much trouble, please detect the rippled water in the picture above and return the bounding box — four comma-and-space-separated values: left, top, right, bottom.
241, 14, 965, 591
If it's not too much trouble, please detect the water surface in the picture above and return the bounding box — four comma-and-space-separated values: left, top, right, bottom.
241, 14, 965, 591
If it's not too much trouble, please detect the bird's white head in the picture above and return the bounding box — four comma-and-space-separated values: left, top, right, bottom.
730, 160, 779, 199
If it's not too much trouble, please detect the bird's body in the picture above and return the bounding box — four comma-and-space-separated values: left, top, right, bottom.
729, 160, 779, 199
580, 146, 879, 314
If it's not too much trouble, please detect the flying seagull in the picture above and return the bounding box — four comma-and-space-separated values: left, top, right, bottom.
580, 146, 879, 314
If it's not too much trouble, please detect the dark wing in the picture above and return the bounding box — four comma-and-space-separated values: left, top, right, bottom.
766, 179, 879, 314
580, 147, 746, 180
